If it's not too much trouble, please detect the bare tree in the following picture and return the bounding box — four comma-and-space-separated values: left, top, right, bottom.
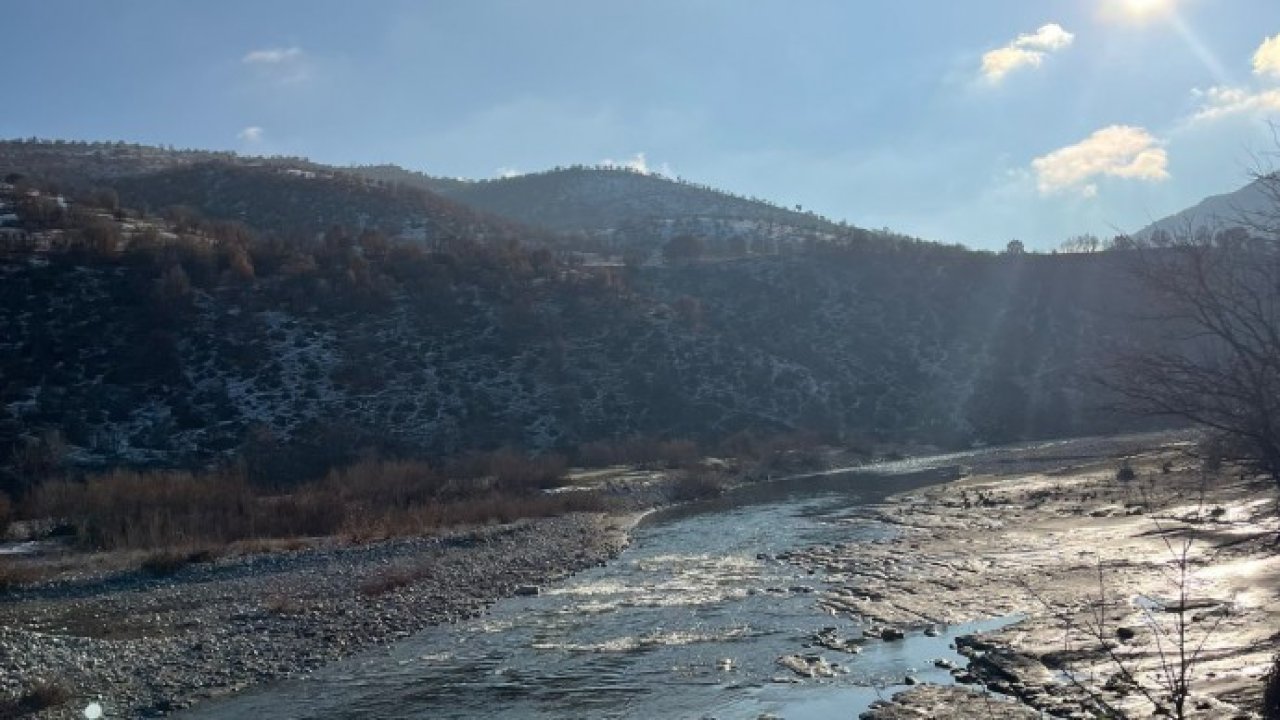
1105, 172, 1280, 485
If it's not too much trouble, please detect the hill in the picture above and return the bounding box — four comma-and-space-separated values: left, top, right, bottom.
1134, 175, 1279, 240
348, 164, 910, 258
351, 164, 835, 230
0, 141, 1166, 497
0, 139, 541, 246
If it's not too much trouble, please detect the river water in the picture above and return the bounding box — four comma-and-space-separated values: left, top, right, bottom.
186, 436, 1166, 719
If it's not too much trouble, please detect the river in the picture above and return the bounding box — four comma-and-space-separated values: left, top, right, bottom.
184, 435, 1170, 719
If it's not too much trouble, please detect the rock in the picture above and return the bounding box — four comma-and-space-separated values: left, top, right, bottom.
879, 627, 905, 641
904, 675, 920, 685
923, 626, 941, 637
813, 627, 864, 654
776, 653, 837, 678
1115, 626, 1137, 642
514, 585, 540, 597
933, 658, 955, 670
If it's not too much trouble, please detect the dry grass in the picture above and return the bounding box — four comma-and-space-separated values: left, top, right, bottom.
24, 466, 340, 548
576, 436, 701, 469
262, 594, 306, 615
138, 548, 221, 577
228, 537, 312, 556
0, 559, 45, 592
26, 468, 346, 551
19, 452, 603, 560
669, 469, 727, 502
358, 564, 420, 597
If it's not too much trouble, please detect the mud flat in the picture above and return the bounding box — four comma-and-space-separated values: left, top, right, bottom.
784, 435, 1280, 718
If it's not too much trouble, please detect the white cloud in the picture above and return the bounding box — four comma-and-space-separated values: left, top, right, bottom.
1189, 85, 1280, 123
241, 47, 310, 84
1254, 33, 1280, 79
598, 152, 677, 178
1031, 125, 1169, 196
601, 152, 651, 173
495, 166, 522, 179
242, 47, 303, 65
237, 126, 264, 142
981, 23, 1075, 84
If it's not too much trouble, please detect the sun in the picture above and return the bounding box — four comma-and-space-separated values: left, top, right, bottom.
1104, 0, 1176, 23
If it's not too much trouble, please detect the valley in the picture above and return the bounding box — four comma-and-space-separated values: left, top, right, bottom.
0, 139, 1276, 719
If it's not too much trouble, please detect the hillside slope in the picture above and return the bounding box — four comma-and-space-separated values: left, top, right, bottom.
350, 164, 835, 231
0, 140, 539, 246
0, 183, 1153, 491
1134, 176, 1279, 239
0, 143, 1167, 495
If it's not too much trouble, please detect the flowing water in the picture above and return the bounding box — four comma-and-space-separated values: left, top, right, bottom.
186, 433, 1172, 720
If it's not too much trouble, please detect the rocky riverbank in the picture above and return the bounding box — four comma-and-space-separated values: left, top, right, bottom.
0, 513, 632, 718
782, 436, 1279, 718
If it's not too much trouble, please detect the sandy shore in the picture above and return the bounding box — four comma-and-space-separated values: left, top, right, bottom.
784, 436, 1279, 718
0, 513, 632, 718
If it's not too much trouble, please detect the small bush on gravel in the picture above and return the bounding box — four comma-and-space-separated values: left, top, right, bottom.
0, 678, 72, 715
0, 560, 43, 592
140, 550, 191, 577
670, 470, 726, 502
0, 490, 12, 537
22, 452, 603, 557
575, 436, 703, 470
263, 594, 305, 615
358, 565, 419, 597
1264, 655, 1280, 720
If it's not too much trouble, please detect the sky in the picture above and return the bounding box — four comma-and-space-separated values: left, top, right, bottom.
4, 0, 1280, 249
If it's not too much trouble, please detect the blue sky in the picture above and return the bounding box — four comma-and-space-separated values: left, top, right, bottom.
5, 0, 1280, 249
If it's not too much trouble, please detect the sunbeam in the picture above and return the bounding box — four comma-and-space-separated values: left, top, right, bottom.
1170, 12, 1234, 85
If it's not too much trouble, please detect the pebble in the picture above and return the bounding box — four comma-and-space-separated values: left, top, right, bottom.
0, 515, 627, 717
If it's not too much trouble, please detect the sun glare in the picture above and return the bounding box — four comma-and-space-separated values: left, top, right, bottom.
1105, 0, 1176, 23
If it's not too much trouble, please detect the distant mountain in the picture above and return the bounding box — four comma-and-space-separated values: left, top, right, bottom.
350, 165, 831, 231
0, 140, 540, 245
1134, 176, 1278, 240
349, 164, 911, 257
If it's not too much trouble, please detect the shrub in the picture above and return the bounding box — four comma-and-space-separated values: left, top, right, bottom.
0, 560, 43, 592
358, 565, 420, 597
575, 436, 702, 470
0, 678, 72, 716
27, 467, 345, 551
263, 594, 305, 615
1116, 464, 1137, 482
670, 470, 726, 502
140, 550, 190, 577
20, 450, 599, 557
0, 490, 11, 536
1265, 655, 1280, 720
445, 449, 568, 492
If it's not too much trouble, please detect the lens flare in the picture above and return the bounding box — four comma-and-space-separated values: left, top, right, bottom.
1103, 0, 1176, 23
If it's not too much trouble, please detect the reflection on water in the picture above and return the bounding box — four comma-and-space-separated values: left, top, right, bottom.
184, 461, 1013, 720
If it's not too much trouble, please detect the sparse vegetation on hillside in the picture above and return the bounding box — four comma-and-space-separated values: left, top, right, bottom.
0, 163, 1161, 493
